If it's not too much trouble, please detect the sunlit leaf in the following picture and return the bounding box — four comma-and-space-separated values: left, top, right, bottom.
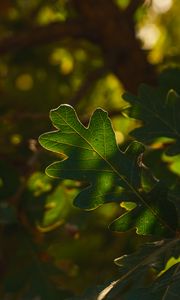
110, 183, 177, 236
39, 104, 177, 236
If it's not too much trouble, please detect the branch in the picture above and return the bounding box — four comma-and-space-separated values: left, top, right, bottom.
126, 0, 145, 16
0, 0, 156, 91
0, 20, 86, 55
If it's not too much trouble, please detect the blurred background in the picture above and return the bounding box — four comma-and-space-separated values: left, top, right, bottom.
0, 0, 180, 299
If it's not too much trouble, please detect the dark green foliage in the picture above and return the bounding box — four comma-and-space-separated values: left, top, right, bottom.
0, 1, 180, 298
39, 105, 144, 210
123, 86, 180, 155
39, 104, 178, 237
39, 73, 180, 299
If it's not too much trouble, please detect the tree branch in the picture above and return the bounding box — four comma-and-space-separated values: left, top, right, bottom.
126, 0, 145, 16
0, 20, 86, 55
0, 0, 156, 92
71, 0, 157, 91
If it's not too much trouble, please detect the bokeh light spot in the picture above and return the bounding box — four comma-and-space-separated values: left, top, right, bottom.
152, 0, 173, 14
137, 24, 160, 49
15, 73, 33, 91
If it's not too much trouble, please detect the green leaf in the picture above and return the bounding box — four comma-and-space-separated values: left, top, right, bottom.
110, 183, 177, 236
96, 239, 180, 300
163, 154, 180, 176
39, 104, 144, 209
24, 172, 78, 231
129, 264, 180, 300
123, 86, 180, 155
39, 105, 177, 236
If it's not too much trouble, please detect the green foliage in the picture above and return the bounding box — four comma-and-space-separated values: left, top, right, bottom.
123, 85, 180, 155
39, 104, 178, 237
39, 76, 180, 299
23, 172, 79, 230
39, 106, 144, 210
1, 1, 180, 299
94, 239, 180, 300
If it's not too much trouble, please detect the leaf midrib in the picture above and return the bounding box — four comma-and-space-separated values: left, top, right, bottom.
52, 109, 175, 234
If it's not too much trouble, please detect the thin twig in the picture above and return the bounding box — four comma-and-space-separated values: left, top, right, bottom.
0, 20, 86, 55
